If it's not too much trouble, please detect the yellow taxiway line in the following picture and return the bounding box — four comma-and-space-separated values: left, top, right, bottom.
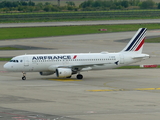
87, 88, 160, 92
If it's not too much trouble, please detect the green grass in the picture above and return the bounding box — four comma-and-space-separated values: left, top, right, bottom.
0, 47, 24, 50
0, 58, 11, 61
1, 9, 160, 15
117, 65, 160, 69
117, 66, 141, 69
1, 23, 160, 40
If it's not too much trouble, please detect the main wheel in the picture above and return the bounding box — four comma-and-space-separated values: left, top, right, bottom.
76, 74, 83, 79
22, 76, 26, 80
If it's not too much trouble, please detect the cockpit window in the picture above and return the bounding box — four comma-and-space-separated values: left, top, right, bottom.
10, 60, 14, 62
10, 60, 19, 63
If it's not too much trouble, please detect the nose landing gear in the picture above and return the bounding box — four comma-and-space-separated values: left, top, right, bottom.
22, 72, 26, 80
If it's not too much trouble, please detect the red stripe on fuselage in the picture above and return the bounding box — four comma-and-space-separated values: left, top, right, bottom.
135, 38, 145, 51
73, 55, 77, 59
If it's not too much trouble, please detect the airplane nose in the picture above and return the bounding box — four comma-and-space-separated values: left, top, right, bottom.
3, 63, 10, 70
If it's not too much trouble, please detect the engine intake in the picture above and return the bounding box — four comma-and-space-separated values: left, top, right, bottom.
56, 68, 72, 78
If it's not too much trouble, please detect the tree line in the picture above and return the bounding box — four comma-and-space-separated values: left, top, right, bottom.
80, 0, 157, 10
0, 0, 160, 12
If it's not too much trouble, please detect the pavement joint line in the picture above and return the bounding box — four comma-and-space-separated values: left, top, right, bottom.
86, 88, 160, 92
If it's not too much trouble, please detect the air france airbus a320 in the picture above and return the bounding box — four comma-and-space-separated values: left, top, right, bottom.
4, 28, 149, 80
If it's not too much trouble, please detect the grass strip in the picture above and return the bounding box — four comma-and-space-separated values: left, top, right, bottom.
1, 23, 160, 40
117, 66, 140, 69
2, 10, 160, 16
117, 65, 160, 69
0, 58, 12, 61
0, 47, 24, 50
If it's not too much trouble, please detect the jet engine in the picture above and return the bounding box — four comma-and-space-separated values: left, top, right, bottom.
39, 72, 54, 76
56, 68, 72, 78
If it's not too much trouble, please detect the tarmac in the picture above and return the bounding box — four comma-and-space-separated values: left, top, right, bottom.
0, 23, 160, 120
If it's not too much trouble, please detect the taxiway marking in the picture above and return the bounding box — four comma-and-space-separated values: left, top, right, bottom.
87, 88, 160, 92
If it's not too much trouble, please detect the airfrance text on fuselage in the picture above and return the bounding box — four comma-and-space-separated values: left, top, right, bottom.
32, 56, 71, 60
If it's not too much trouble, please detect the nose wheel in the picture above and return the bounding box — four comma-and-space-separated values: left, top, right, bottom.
22, 76, 26, 80
22, 72, 26, 80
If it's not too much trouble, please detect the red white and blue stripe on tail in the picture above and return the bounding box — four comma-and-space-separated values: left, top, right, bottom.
121, 28, 147, 53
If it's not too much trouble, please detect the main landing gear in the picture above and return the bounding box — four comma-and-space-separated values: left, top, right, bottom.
76, 74, 83, 79
66, 74, 83, 79
22, 72, 26, 80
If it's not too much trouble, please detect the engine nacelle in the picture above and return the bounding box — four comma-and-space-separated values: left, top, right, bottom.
56, 68, 72, 78
39, 72, 54, 76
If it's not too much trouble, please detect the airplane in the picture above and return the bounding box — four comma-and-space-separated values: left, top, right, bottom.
4, 28, 149, 80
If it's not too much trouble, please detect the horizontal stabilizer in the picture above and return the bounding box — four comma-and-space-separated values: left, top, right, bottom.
132, 54, 150, 59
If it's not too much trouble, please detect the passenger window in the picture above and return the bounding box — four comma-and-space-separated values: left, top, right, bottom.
20, 60, 23, 62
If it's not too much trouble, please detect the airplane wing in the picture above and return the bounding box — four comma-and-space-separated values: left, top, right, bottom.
57, 62, 108, 71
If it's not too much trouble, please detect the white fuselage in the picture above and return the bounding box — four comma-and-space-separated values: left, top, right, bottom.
4, 52, 143, 72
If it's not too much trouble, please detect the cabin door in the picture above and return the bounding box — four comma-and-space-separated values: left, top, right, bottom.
120, 54, 124, 64
24, 56, 29, 66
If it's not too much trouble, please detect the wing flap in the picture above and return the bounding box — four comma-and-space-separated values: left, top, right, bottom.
56, 63, 107, 70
